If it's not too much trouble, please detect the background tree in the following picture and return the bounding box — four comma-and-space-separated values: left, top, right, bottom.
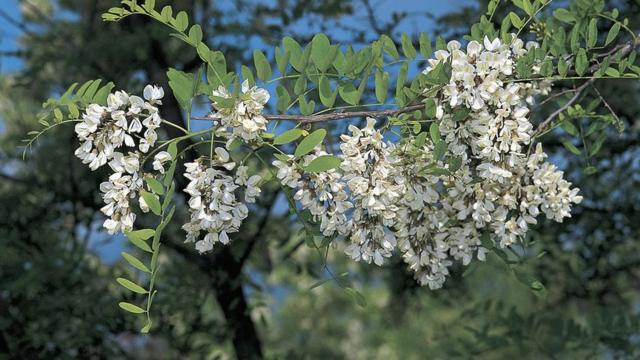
1, 0, 639, 359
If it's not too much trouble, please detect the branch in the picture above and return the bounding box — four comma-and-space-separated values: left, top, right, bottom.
536, 36, 640, 133
191, 103, 425, 123
536, 77, 595, 133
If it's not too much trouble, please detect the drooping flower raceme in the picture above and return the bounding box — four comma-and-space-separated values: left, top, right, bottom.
273, 148, 353, 238
182, 148, 262, 253
211, 80, 270, 144
74, 85, 166, 234
340, 118, 405, 265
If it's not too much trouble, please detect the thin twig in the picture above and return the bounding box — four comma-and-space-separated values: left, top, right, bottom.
537, 78, 595, 133
591, 84, 622, 129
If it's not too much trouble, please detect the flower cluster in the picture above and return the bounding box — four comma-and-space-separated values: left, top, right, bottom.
274, 149, 352, 238
182, 148, 262, 253
74, 85, 166, 234
211, 80, 270, 144
340, 119, 405, 265
273, 36, 582, 289
399, 36, 580, 287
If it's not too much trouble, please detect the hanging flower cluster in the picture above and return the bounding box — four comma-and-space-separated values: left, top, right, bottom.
71, 35, 583, 290
74, 85, 166, 234
211, 80, 270, 143
273, 36, 583, 289
182, 148, 262, 253
273, 149, 352, 238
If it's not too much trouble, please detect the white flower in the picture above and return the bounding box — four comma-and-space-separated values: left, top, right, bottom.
211, 80, 270, 144
143, 85, 164, 104
182, 152, 261, 253
152, 151, 172, 174
99, 171, 143, 234
74, 85, 165, 171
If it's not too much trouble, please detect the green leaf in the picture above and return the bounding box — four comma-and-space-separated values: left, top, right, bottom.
273, 128, 304, 145
167, 68, 195, 110
160, 6, 172, 21
553, 8, 575, 23
82, 79, 102, 101
562, 140, 581, 156
509, 12, 523, 29
117, 278, 148, 294
522, 0, 534, 16
241, 65, 255, 87
558, 58, 569, 77
275, 85, 290, 113
295, 129, 326, 157
425, 98, 437, 118
401, 33, 417, 59
395, 63, 408, 106
283, 37, 303, 71
419, 33, 432, 59
121, 252, 151, 273
311, 33, 331, 70
119, 302, 146, 314
587, 18, 598, 48
411, 126, 427, 143
380, 35, 399, 60
145, 177, 164, 195
605, 23, 621, 46
275, 47, 290, 74
253, 49, 272, 80
93, 82, 115, 105
143, 0, 155, 10
338, 83, 360, 106
429, 122, 441, 144
575, 48, 588, 76
294, 75, 307, 95
53, 108, 63, 122
67, 103, 80, 119
560, 120, 578, 136
434, 139, 446, 160
129, 229, 156, 240
374, 70, 389, 103
305, 155, 342, 173
167, 142, 178, 159
448, 156, 463, 172
605, 67, 620, 77
205, 51, 227, 87
294, 45, 312, 73
174, 11, 189, 32
188, 24, 203, 44
299, 96, 315, 116
141, 320, 152, 334
127, 237, 153, 253
540, 59, 554, 77
318, 76, 336, 108
140, 190, 161, 215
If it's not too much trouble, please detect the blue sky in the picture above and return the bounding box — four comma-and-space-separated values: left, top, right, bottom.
0, 0, 22, 73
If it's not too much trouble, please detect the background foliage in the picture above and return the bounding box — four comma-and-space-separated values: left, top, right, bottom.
1, 0, 640, 359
